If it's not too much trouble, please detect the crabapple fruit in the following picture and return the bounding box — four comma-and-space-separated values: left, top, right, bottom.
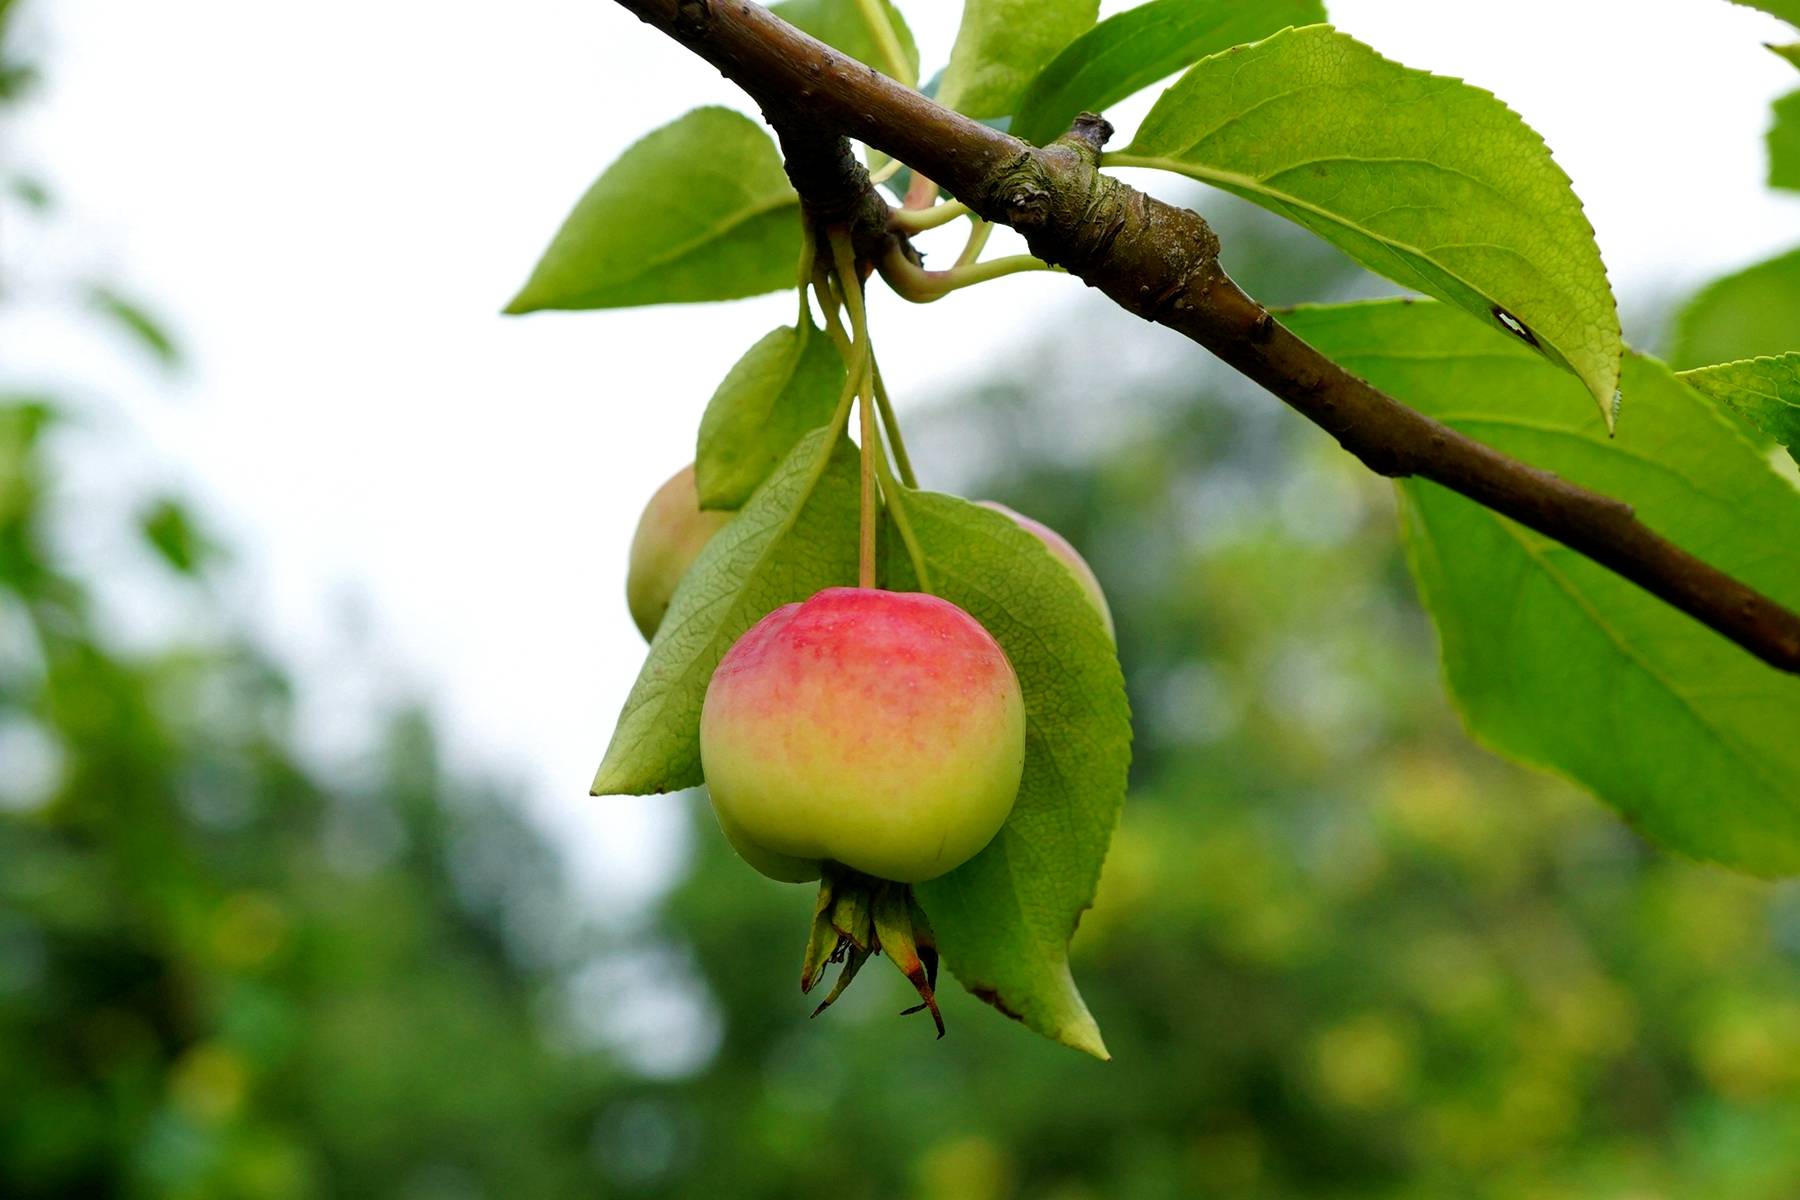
699, 587, 1025, 884
625, 464, 731, 641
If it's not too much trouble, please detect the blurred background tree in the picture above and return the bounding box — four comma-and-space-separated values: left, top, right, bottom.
5, 3, 1800, 1197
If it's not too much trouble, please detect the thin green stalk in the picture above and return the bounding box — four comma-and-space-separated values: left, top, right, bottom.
890, 199, 972, 234
781, 339, 866, 565
871, 361, 917, 489
868, 156, 905, 186
827, 227, 879, 589
794, 218, 817, 329
856, 358, 878, 588
875, 430, 931, 593
822, 313, 913, 495
813, 266, 852, 353
934, 254, 1056, 290
823, 338, 866, 441
828, 232, 866, 338
852, 0, 914, 87
817, 267, 912, 514
878, 243, 1060, 303
1100, 151, 1174, 173
955, 219, 994, 268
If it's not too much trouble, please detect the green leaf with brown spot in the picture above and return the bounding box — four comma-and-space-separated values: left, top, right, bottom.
1118, 25, 1622, 425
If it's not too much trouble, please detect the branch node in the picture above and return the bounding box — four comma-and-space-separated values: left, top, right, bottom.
765, 115, 917, 275
1061, 112, 1114, 160
673, 0, 710, 39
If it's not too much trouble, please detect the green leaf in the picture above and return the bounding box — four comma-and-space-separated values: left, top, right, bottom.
1668, 245, 1800, 369
1732, 0, 1800, 26
1118, 26, 1622, 426
10, 175, 51, 211
772, 0, 919, 82
505, 107, 800, 313
1772, 41, 1800, 68
695, 322, 847, 511
1677, 354, 1800, 462
937, 0, 1099, 120
138, 498, 221, 576
1286, 299, 1800, 877
1010, 0, 1326, 147
89, 287, 179, 367
1770, 89, 1800, 190
885, 490, 1129, 1058
592, 429, 859, 795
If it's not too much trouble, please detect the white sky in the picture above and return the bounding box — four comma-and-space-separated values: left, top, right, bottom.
7, 0, 1798, 911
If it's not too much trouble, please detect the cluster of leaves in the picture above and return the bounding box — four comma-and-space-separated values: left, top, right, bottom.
510, 0, 1800, 1053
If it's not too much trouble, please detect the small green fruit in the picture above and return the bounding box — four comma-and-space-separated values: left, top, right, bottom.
699, 587, 1026, 884
625, 464, 731, 641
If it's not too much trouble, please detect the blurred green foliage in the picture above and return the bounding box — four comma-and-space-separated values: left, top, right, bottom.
1, 404, 619, 1196
7, 10, 1800, 1197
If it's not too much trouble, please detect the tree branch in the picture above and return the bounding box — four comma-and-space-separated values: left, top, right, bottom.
612, 0, 1800, 674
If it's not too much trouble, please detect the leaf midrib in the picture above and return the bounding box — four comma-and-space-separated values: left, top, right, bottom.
1113, 152, 1568, 318
607, 187, 798, 295
594, 431, 841, 793
1477, 506, 1794, 807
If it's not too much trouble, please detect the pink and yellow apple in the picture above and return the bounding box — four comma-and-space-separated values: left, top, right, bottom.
625, 464, 732, 641
699, 587, 1025, 884
978, 501, 1115, 641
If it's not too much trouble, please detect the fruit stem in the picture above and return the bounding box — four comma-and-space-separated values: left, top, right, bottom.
878, 242, 1057, 304
871, 362, 918, 489
824, 337, 867, 440
857, 362, 878, 587
794, 218, 817, 330
955, 219, 994, 268
867, 156, 904, 187
811, 266, 850, 347
826, 228, 867, 359
889, 198, 972, 235
827, 226, 880, 591
811, 268, 916, 495
874, 433, 931, 593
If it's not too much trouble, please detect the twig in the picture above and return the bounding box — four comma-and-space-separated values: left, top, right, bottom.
609, 0, 1800, 673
